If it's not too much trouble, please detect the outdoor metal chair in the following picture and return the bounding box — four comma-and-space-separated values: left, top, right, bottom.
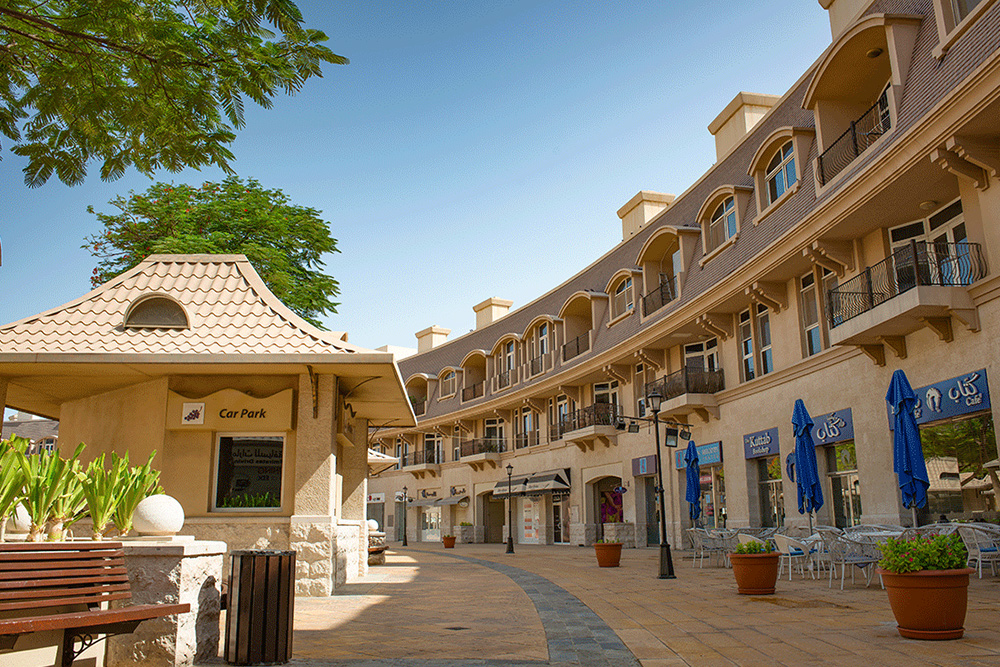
957, 525, 1000, 578
773, 534, 813, 580
820, 529, 882, 590
687, 528, 727, 568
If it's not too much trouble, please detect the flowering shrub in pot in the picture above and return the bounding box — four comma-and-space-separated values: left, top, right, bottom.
877, 534, 973, 640
729, 539, 779, 595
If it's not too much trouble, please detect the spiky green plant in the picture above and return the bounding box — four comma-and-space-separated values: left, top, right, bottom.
48, 453, 87, 541
17, 443, 86, 541
112, 451, 162, 537
76, 454, 125, 540
0, 436, 30, 541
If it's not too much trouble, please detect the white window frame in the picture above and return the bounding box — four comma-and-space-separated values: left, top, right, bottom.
756, 304, 773, 376
800, 272, 822, 358
739, 310, 755, 382
707, 196, 737, 253
211, 432, 287, 513
612, 277, 634, 318
765, 141, 796, 206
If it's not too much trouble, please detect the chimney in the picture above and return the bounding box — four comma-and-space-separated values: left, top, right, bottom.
473, 298, 513, 330
617, 191, 675, 241
415, 326, 450, 354
708, 92, 780, 161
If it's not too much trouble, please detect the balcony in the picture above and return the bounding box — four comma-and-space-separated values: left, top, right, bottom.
458, 438, 504, 471
410, 399, 425, 417
562, 332, 591, 362
828, 241, 986, 357
528, 353, 546, 377
401, 447, 440, 478
461, 382, 485, 402
643, 367, 725, 422
514, 431, 539, 450
560, 403, 620, 451
817, 90, 890, 186
641, 276, 677, 317
494, 369, 514, 391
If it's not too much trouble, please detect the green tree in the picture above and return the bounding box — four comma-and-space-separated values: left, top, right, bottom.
85, 176, 340, 327
0, 1, 346, 187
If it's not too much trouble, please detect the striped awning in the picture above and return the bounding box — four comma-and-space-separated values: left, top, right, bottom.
524, 469, 571, 494
492, 475, 531, 498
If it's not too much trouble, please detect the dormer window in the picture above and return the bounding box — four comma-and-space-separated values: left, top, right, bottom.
611, 277, 634, 319
439, 370, 457, 399
766, 142, 796, 205
123, 295, 189, 329
932, 0, 993, 57
709, 197, 737, 250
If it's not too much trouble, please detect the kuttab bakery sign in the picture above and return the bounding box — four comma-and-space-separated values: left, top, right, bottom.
167, 388, 293, 430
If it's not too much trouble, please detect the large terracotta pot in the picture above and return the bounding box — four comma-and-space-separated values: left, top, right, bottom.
594, 542, 623, 567
729, 553, 780, 595
442, 535, 456, 549
878, 568, 975, 640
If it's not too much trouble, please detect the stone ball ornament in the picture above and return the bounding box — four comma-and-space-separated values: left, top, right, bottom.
132, 494, 186, 536
367, 519, 380, 532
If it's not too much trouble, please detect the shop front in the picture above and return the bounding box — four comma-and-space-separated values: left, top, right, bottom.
896, 369, 998, 522
811, 408, 860, 529
675, 441, 725, 529
743, 427, 783, 528
632, 455, 659, 546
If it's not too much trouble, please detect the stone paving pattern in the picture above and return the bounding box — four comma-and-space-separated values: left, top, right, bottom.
212, 544, 1000, 667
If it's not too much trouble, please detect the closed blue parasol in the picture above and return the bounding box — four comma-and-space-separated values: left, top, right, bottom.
792, 399, 823, 533
684, 440, 701, 522
887, 369, 929, 524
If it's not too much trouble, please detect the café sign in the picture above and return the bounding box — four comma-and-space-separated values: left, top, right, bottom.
743, 427, 779, 459
887, 369, 991, 428
675, 441, 723, 469
812, 409, 854, 445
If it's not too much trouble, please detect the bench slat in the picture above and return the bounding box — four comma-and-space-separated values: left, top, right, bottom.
0, 573, 130, 590
0, 603, 190, 635
0, 549, 125, 563
0, 558, 125, 574
0, 582, 131, 602
0, 542, 124, 552
0, 590, 131, 612
0, 565, 128, 581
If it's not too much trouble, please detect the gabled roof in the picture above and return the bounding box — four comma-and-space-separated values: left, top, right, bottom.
0, 254, 363, 356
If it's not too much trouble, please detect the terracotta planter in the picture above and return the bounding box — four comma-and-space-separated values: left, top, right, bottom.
594, 542, 623, 567
878, 567, 975, 640
729, 552, 780, 595
442, 535, 456, 549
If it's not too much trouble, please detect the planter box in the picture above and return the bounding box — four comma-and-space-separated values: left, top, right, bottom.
879, 567, 975, 640
594, 542, 623, 567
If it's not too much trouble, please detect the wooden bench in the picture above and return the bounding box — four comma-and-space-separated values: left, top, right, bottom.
0, 541, 190, 667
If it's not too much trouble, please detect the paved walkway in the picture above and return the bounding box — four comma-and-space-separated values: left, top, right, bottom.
279, 544, 1000, 667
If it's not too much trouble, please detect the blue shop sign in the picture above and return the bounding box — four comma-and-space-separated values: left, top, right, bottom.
674, 441, 723, 469
743, 427, 779, 459
887, 369, 991, 429
812, 408, 854, 445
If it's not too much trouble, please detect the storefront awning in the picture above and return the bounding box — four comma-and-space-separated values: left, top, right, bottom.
524, 469, 571, 494
492, 476, 531, 498
437, 495, 469, 505
411, 498, 438, 507
367, 449, 399, 475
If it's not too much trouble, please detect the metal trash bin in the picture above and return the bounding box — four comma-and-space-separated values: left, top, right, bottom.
225, 550, 295, 665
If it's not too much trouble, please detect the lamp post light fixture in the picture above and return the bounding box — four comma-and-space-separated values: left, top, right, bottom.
506, 463, 515, 554
646, 389, 676, 579
401, 485, 409, 547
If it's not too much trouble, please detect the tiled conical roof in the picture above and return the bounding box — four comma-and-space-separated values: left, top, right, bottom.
0, 255, 363, 356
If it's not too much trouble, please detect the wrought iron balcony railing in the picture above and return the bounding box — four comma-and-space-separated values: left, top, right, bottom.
643, 367, 726, 403
514, 431, 539, 449
529, 353, 545, 376
459, 438, 506, 457
827, 240, 986, 327
410, 400, 425, 417
461, 382, 485, 402
403, 448, 439, 466
559, 403, 621, 434
817, 90, 890, 186
495, 369, 513, 390
562, 332, 591, 362
641, 276, 677, 317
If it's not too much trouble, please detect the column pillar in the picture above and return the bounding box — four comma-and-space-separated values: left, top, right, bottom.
337, 416, 369, 584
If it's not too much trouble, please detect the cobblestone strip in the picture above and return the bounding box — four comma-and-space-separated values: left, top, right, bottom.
284, 551, 642, 667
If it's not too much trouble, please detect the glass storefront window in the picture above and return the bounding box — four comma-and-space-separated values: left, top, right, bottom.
921, 414, 998, 519
759, 456, 783, 527
702, 466, 726, 529
421, 506, 441, 541
826, 441, 861, 528
215, 434, 283, 510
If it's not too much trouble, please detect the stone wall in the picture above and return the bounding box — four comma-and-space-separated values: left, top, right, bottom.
183, 518, 290, 578
290, 519, 334, 596
333, 523, 361, 587
602, 522, 636, 548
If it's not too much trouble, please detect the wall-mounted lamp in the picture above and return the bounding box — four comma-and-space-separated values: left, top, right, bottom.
866, 47, 884, 59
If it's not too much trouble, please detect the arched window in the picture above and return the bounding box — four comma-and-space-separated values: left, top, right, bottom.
612, 277, 633, 318
766, 141, 796, 205
123, 295, 189, 329
440, 370, 457, 398
708, 197, 737, 252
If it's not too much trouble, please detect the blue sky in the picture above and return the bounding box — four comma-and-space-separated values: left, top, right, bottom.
0, 1, 832, 366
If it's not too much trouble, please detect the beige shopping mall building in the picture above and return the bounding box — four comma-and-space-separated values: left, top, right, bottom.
368, 0, 1000, 549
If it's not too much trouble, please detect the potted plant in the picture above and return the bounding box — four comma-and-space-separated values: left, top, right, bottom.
877, 533, 973, 640
442, 534, 456, 549
729, 539, 780, 595
594, 538, 623, 567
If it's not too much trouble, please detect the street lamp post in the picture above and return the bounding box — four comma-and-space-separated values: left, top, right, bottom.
401, 485, 409, 547
647, 390, 676, 579
506, 463, 515, 554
